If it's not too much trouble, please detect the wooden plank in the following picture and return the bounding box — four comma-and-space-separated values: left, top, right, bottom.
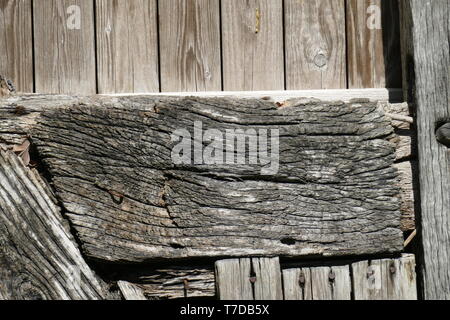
347, 0, 402, 88
400, 0, 450, 300
95, 0, 159, 93
215, 259, 253, 300
221, 0, 284, 91
159, 0, 221, 92
104, 88, 404, 103
117, 281, 146, 300
0, 0, 33, 93
310, 266, 351, 300
33, 0, 96, 94
352, 255, 417, 300
283, 268, 312, 300
252, 258, 283, 300
284, 0, 346, 90
0, 150, 114, 300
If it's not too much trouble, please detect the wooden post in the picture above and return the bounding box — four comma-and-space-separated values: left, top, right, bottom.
400, 0, 450, 300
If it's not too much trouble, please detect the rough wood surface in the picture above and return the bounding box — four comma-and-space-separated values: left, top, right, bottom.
347, 0, 402, 88
159, 0, 221, 92
282, 267, 312, 300
1, 95, 406, 262
96, 0, 159, 93
401, 0, 450, 300
0, 150, 114, 300
0, 0, 33, 93
221, 0, 284, 90
117, 281, 146, 300
352, 254, 417, 300
216, 257, 282, 300
285, 0, 346, 89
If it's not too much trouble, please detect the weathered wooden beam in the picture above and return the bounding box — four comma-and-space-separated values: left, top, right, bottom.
117, 281, 147, 300
0, 150, 115, 300
1, 95, 406, 262
400, 0, 450, 300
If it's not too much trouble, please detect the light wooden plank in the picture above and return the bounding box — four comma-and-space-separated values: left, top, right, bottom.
0, 0, 33, 92
221, 0, 284, 91
252, 257, 283, 300
310, 266, 351, 300
33, 0, 96, 94
285, 0, 346, 90
352, 255, 417, 300
103, 88, 403, 103
347, 0, 402, 88
159, 0, 221, 92
0, 150, 113, 300
215, 259, 253, 300
400, 0, 450, 300
96, 0, 159, 93
282, 268, 312, 300
117, 281, 147, 300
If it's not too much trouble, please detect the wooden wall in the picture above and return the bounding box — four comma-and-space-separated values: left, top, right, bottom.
0, 0, 402, 94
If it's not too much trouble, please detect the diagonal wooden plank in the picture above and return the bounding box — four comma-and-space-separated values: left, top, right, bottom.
285, 0, 346, 90
159, 0, 221, 92
221, 0, 284, 91
0, 0, 33, 93
96, 0, 159, 93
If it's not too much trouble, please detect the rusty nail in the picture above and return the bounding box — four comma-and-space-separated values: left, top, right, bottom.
390, 263, 396, 275
249, 276, 257, 284
329, 270, 336, 282
183, 279, 189, 290
367, 269, 375, 279
298, 273, 305, 287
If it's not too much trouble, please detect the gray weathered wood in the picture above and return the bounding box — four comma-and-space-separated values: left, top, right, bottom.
33, 0, 96, 94
310, 266, 351, 300
221, 0, 284, 90
159, 0, 221, 92
352, 254, 417, 300
0, 150, 114, 300
282, 268, 312, 300
400, 0, 450, 300
95, 0, 159, 93
215, 259, 253, 300
1, 95, 405, 262
0, 0, 33, 93
285, 0, 346, 90
117, 281, 146, 300
252, 257, 283, 300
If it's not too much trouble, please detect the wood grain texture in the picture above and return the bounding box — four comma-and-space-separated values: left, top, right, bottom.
221, 0, 284, 91
159, 0, 221, 92
0, 0, 33, 93
401, 0, 450, 300
310, 266, 351, 300
215, 259, 253, 300
96, 0, 159, 93
285, 0, 346, 90
33, 0, 96, 94
347, 0, 402, 88
282, 268, 312, 300
0, 95, 416, 233
117, 281, 146, 300
352, 254, 417, 300
0, 150, 114, 300
22, 95, 404, 262
252, 257, 283, 300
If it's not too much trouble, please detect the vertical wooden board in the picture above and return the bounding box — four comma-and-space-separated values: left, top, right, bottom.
252, 257, 283, 300
159, 0, 221, 92
347, 0, 402, 88
96, 0, 159, 93
215, 259, 253, 300
352, 260, 383, 300
285, 0, 346, 90
221, 0, 284, 91
33, 0, 96, 94
310, 266, 351, 300
381, 255, 417, 300
282, 268, 312, 300
0, 0, 33, 92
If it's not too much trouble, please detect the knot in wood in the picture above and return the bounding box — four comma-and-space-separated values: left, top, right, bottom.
313, 53, 327, 68
436, 123, 450, 147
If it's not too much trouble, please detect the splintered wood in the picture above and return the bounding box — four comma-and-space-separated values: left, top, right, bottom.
215, 255, 416, 300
